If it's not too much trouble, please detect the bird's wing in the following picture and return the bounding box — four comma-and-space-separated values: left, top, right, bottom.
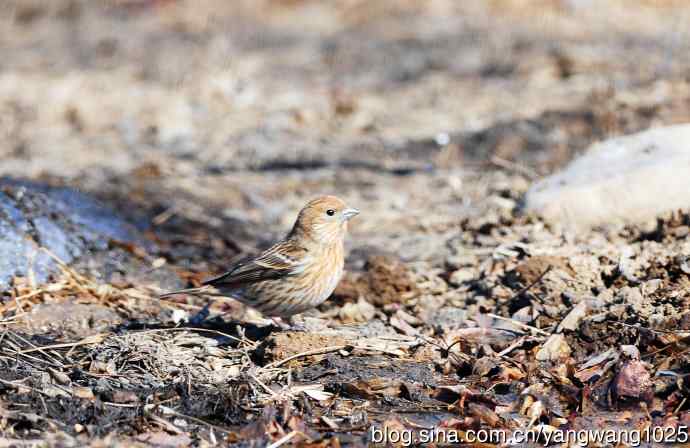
202, 240, 307, 288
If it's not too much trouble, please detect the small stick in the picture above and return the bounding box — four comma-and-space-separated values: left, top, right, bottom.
263, 345, 348, 370
484, 266, 553, 337
490, 155, 538, 180
486, 313, 550, 336
149, 414, 184, 434
152, 207, 177, 226
154, 405, 234, 435
267, 431, 299, 448
614, 321, 690, 336
508, 266, 552, 302
102, 402, 140, 408
19, 334, 106, 354
353, 344, 407, 357
0, 377, 50, 397
497, 335, 528, 356
262, 342, 410, 370
13, 289, 50, 302
249, 373, 279, 397
1, 346, 60, 368
9, 332, 65, 364
136, 327, 255, 348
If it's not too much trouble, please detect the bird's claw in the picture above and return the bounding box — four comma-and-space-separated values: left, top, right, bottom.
270, 317, 307, 332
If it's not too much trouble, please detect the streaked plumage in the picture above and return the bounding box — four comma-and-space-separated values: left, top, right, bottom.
160, 196, 359, 318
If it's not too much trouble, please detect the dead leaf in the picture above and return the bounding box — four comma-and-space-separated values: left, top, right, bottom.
575, 348, 619, 382
468, 402, 501, 427
341, 378, 404, 399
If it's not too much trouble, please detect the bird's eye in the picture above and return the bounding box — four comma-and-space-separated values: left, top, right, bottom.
326, 209, 336, 216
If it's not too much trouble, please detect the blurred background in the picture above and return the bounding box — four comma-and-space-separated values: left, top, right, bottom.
2, 0, 690, 272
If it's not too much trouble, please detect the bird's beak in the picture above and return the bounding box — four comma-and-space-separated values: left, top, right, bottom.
342, 208, 360, 221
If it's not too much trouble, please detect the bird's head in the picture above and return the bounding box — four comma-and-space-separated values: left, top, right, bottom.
291, 195, 359, 245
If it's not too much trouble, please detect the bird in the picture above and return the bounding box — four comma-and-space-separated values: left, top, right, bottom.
159, 195, 359, 325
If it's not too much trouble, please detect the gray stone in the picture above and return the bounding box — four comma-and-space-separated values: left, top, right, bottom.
523, 124, 690, 229
0, 178, 169, 289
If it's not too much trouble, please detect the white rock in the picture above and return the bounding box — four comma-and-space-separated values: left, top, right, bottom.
449, 268, 474, 286
536, 333, 571, 362
524, 125, 690, 229
557, 300, 588, 332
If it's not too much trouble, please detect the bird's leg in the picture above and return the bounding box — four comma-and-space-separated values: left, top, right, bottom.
271, 316, 307, 331
270, 317, 291, 330
286, 315, 308, 331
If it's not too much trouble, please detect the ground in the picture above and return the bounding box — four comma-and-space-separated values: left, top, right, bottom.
2, 0, 690, 446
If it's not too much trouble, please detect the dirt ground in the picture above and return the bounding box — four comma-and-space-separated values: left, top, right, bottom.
2, 0, 690, 446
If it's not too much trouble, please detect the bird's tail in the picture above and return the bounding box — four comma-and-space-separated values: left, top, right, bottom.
158, 285, 217, 299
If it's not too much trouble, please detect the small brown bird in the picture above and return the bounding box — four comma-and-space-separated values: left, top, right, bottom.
160, 196, 359, 321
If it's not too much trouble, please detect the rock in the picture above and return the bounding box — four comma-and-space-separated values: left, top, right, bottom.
426, 307, 467, 329
619, 345, 640, 360
610, 345, 653, 406
339, 297, 377, 323
0, 178, 177, 289
613, 358, 653, 403
523, 125, 690, 229
536, 333, 571, 362
557, 300, 588, 332
619, 287, 646, 315
448, 268, 474, 286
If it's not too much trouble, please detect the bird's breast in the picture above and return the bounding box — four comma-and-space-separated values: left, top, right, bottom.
301, 243, 344, 301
